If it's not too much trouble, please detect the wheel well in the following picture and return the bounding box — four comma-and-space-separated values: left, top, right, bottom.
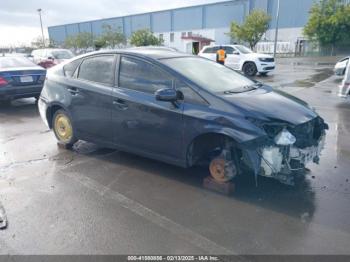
243, 61, 256, 68
186, 133, 241, 167
47, 105, 63, 129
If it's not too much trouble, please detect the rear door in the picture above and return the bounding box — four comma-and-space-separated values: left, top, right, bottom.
112, 55, 184, 163
199, 46, 218, 61
67, 54, 116, 143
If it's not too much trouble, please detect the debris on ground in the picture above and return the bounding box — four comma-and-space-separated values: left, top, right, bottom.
0, 205, 7, 229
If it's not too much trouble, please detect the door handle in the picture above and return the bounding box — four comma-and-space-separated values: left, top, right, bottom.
67, 87, 79, 95
113, 99, 128, 110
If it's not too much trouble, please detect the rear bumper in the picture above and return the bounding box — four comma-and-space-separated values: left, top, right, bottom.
0, 84, 43, 100
38, 97, 49, 127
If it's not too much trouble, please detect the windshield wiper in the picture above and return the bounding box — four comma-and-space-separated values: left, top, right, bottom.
224, 83, 263, 94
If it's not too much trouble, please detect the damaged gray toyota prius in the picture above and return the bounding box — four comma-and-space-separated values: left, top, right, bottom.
38, 49, 328, 186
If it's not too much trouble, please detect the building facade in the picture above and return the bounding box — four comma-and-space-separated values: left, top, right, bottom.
48, 0, 318, 54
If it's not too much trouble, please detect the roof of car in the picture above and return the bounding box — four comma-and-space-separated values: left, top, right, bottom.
84, 48, 192, 60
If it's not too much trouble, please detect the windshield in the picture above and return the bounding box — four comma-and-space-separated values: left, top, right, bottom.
162, 57, 255, 93
234, 45, 253, 54
51, 50, 74, 59
0, 57, 37, 68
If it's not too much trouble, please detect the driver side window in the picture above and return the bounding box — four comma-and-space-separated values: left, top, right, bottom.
119, 56, 173, 94
224, 47, 236, 55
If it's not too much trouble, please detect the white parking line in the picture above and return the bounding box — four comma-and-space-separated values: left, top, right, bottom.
64, 171, 240, 256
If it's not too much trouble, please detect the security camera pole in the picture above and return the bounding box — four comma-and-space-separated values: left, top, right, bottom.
37, 8, 45, 48
339, 60, 350, 98
273, 0, 280, 58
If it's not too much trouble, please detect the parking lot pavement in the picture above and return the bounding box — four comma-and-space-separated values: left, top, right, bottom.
1, 62, 350, 255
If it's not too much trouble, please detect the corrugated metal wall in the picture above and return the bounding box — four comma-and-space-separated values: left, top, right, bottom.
48, 0, 316, 44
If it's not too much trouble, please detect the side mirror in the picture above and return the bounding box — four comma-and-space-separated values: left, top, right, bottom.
233, 51, 240, 55
155, 88, 179, 102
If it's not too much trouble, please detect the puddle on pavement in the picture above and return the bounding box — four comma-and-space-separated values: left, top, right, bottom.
281, 68, 334, 88
72, 141, 116, 156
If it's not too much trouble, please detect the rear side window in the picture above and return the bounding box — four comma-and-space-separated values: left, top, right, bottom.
203, 47, 218, 54
63, 59, 82, 77
119, 56, 173, 94
78, 55, 115, 85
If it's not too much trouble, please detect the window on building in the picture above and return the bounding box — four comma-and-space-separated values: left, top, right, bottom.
170, 33, 174, 43
187, 32, 192, 37
78, 55, 115, 85
119, 56, 173, 94
159, 34, 164, 41
181, 32, 186, 37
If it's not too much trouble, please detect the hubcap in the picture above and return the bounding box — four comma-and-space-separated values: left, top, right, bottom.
245, 64, 255, 75
54, 113, 73, 142
209, 158, 231, 183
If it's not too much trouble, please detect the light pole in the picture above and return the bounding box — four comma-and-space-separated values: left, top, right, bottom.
273, 0, 280, 58
37, 8, 45, 47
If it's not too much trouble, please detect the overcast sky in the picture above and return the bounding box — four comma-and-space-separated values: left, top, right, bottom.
0, 0, 221, 47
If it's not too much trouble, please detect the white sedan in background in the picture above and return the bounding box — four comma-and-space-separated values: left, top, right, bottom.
198, 44, 275, 77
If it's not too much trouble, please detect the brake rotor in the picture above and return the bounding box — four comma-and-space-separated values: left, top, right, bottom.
209, 158, 236, 183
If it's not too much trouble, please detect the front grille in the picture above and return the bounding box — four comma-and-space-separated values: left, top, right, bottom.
264, 66, 275, 70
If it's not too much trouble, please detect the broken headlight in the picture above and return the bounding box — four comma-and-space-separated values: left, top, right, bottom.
274, 128, 296, 146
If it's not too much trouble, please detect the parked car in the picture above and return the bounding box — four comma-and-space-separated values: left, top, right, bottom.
31, 48, 74, 69
38, 49, 327, 186
198, 44, 275, 77
334, 56, 349, 76
129, 46, 180, 52
0, 56, 46, 104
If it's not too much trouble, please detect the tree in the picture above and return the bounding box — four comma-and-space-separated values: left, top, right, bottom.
95, 24, 126, 48
31, 36, 55, 49
75, 32, 93, 49
64, 32, 93, 51
130, 29, 163, 47
228, 10, 271, 49
304, 0, 350, 55
64, 35, 79, 50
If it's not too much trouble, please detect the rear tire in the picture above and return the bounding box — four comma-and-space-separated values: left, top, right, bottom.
52, 109, 77, 149
243, 62, 258, 77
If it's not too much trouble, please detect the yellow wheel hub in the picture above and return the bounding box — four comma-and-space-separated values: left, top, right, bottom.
54, 113, 73, 142
209, 158, 231, 183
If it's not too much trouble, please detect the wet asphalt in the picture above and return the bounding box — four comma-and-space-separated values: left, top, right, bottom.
0, 60, 350, 255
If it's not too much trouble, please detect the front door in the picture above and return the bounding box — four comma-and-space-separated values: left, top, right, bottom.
225, 46, 241, 69
112, 56, 184, 164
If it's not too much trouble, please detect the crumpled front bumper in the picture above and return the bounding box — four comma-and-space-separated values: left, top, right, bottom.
259, 134, 326, 184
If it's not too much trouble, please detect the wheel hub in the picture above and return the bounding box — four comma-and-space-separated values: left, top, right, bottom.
54, 114, 73, 142
209, 158, 236, 183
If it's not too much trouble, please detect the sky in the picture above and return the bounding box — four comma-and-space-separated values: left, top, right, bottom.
0, 0, 221, 47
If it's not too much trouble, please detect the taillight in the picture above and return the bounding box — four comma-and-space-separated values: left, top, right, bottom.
0, 77, 8, 86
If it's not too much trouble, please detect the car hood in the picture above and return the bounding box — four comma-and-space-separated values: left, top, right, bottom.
243, 53, 273, 60
221, 86, 318, 126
